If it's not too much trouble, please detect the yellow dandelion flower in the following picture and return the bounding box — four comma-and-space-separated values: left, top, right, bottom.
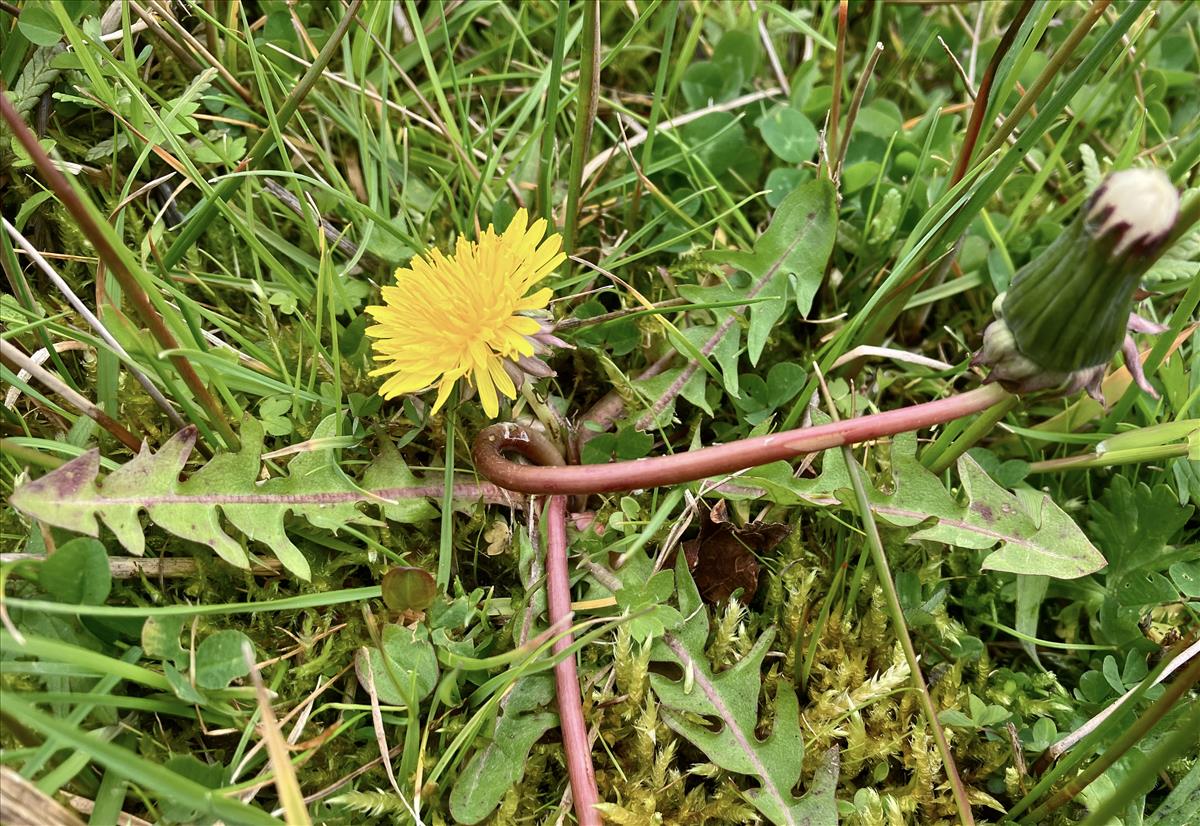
365, 209, 567, 418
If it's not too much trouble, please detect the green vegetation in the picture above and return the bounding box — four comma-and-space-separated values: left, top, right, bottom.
1, 1, 1197, 824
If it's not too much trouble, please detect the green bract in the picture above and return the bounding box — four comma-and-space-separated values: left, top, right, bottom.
976, 168, 1180, 397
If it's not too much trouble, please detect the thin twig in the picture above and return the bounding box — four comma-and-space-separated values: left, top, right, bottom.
3, 341, 89, 409
3, 218, 186, 429
0, 339, 142, 452
0, 92, 240, 450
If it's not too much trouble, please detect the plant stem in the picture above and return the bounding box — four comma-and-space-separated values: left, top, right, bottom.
563, 0, 600, 255
474, 425, 599, 821
925, 394, 1019, 475
437, 401, 457, 591
817, 375, 976, 826
0, 91, 239, 451
544, 495, 601, 826
476, 384, 1013, 494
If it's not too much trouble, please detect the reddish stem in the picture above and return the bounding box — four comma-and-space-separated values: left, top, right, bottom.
950, 0, 1036, 185
544, 495, 602, 826
575, 349, 676, 457
0, 90, 239, 451
476, 384, 1011, 494
505, 428, 601, 822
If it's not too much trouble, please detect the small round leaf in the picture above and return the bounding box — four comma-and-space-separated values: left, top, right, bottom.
382, 566, 437, 612
194, 630, 254, 689
759, 106, 818, 164
18, 5, 64, 47
39, 538, 111, 605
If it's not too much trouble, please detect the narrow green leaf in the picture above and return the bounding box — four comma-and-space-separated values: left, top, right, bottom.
0, 694, 280, 826
707, 179, 837, 364
449, 676, 556, 824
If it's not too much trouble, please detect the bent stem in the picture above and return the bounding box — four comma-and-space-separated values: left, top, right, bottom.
476, 384, 1013, 494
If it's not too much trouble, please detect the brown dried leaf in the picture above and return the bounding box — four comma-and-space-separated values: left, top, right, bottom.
680, 507, 790, 603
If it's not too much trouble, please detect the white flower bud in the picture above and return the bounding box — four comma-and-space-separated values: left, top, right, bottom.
1086, 167, 1180, 257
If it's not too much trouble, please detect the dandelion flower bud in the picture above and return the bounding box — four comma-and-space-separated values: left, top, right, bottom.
975, 168, 1180, 398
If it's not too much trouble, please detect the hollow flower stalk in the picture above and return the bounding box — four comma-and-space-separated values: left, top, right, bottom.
974, 168, 1180, 398
366, 209, 567, 417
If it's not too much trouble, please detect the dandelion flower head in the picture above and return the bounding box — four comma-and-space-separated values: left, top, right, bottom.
365, 209, 566, 417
